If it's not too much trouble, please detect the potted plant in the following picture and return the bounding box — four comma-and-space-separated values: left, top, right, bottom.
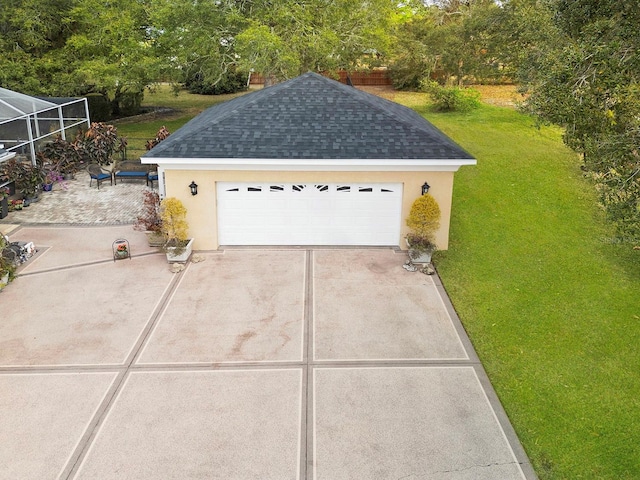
42, 170, 63, 191
24, 166, 45, 202
76, 122, 127, 168
114, 240, 130, 259
0, 157, 44, 203
39, 136, 82, 180
0, 236, 17, 291
134, 190, 164, 246
0, 187, 9, 219
160, 197, 193, 262
405, 192, 441, 264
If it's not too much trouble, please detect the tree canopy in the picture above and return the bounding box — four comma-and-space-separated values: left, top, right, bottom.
389, 0, 503, 88
1, 0, 638, 241
504, 0, 640, 243
1, 0, 505, 95
0, 0, 398, 101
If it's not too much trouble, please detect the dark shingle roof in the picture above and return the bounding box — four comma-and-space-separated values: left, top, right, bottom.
143, 72, 473, 160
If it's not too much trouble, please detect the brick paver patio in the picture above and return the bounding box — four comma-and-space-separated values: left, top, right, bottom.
1, 171, 148, 225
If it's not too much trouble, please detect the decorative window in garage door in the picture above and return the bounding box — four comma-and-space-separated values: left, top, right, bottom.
222, 184, 398, 195
225, 183, 397, 193
216, 182, 403, 246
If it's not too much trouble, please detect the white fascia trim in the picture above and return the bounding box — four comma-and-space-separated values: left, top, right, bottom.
141, 157, 477, 172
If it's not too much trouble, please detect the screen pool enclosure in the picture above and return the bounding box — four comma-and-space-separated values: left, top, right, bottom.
0, 87, 90, 165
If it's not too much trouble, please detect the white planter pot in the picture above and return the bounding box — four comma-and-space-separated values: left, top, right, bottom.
408, 249, 433, 264
406, 238, 434, 264
165, 238, 194, 263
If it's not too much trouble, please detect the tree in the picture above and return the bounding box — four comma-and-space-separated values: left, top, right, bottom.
2, 0, 398, 96
62, 0, 157, 115
235, 0, 397, 84
389, 0, 502, 88
148, 0, 245, 88
388, 2, 439, 89
431, 0, 502, 85
149, 0, 397, 88
235, 22, 300, 85
0, 0, 76, 93
0, 0, 157, 116
504, 0, 640, 243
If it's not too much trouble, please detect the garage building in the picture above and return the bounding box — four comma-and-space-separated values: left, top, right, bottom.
142, 72, 475, 250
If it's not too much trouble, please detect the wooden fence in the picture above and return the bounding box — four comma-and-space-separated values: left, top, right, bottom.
249, 70, 392, 86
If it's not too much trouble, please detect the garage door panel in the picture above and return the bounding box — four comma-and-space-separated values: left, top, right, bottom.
217, 182, 402, 246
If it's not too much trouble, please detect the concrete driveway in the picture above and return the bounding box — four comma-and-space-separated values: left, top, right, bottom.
0, 226, 536, 479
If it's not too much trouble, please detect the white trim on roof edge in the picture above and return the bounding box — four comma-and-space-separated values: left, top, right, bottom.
140, 157, 476, 172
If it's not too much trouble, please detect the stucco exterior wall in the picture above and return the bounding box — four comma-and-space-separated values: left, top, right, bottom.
163, 169, 455, 251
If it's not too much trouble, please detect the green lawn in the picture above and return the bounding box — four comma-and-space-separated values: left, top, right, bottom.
115, 86, 253, 159
126, 86, 640, 478
405, 99, 639, 479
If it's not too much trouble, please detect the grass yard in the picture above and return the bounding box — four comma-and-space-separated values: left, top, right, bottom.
124, 85, 639, 478
403, 98, 639, 479
115, 86, 254, 158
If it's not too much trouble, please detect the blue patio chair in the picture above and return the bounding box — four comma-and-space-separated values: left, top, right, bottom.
148, 171, 159, 188
87, 164, 112, 189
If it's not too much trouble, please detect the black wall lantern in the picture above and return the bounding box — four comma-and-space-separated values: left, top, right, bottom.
189, 181, 198, 196
421, 181, 431, 195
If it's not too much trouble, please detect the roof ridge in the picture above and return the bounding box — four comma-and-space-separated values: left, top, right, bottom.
207, 75, 301, 121
303, 73, 448, 139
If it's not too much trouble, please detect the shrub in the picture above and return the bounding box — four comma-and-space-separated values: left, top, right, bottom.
406, 193, 441, 240
145, 126, 171, 151
77, 123, 127, 166
388, 61, 427, 91
160, 197, 189, 248
185, 70, 248, 95
114, 90, 144, 117
134, 190, 162, 233
39, 135, 82, 175
423, 82, 481, 112
85, 93, 112, 122
0, 235, 17, 286
0, 157, 45, 197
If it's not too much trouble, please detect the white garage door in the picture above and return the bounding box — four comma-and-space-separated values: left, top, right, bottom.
217, 182, 403, 246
